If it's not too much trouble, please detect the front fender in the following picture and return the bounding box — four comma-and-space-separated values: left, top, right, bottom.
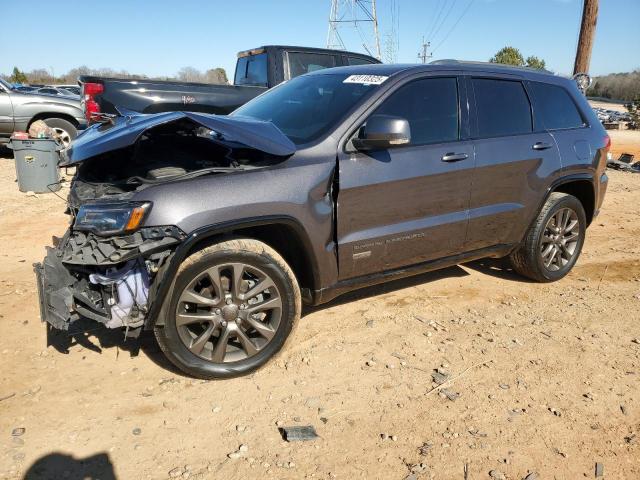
145, 215, 322, 329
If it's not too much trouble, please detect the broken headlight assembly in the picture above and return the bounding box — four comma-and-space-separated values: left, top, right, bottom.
74, 202, 151, 236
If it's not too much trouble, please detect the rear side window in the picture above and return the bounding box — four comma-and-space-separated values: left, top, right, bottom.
286, 52, 338, 79
529, 82, 585, 130
234, 53, 268, 87
472, 78, 532, 137
374, 77, 459, 145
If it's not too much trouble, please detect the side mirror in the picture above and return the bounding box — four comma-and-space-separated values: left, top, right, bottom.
352, 115, 411, 151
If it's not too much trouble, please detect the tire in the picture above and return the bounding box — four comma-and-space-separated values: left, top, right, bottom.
42, 118, 77, 147
154, 238, 301, 379
509, 192, 586, 282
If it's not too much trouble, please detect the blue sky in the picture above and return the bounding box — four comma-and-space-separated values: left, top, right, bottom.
1, 0, 638, 79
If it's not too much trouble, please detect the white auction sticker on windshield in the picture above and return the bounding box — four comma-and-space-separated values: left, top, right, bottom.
343, 75, 388, 85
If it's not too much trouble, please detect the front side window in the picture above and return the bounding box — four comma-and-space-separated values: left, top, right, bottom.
372, 77, 459, 145
529, 82, 585, 130
232, 73, 381, 145
286, 52, 338, 79
472, 78, 532, 137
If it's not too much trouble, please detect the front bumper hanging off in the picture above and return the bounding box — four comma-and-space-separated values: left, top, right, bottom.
35, 247, 78, 330
35, 226, 185, 331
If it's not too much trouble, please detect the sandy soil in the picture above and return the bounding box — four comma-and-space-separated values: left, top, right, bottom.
609, 130, 640, 160
588, 100, 628, 114
0, 141, 639, 480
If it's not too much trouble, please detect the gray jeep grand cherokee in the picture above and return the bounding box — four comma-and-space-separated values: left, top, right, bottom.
36, 62, 609, 379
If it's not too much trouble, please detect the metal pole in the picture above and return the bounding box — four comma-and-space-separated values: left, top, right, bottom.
371, 0, 382, 60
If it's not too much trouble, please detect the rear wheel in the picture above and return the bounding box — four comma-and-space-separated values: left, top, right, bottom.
42, 118, 77, 147
154, 238, 301, 379
509, 192, 586, 282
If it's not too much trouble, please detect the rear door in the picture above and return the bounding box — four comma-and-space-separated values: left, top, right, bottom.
465, 75, 562, 251
527, 81, 592, 171
337, 73, 475, 279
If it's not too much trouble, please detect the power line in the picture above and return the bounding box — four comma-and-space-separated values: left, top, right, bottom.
430, 0, 458, 43
425, 0, 447, 41
431, 0, 477, 54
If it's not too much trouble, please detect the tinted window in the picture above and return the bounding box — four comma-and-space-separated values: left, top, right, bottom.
234, 53, 268, 86
472, 78, 532, 137
232, 73, 379, 145
287, 52, 337, 79
529, 82, 584, 130
373, 77, 459, 145
347, 56, 376, 66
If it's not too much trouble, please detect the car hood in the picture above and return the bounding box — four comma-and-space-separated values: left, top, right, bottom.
61, 111, 296, 165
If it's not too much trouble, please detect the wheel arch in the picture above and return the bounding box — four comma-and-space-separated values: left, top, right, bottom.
550, 175, 595, 226
145, 216, 320, 329
28, 112, 80, 128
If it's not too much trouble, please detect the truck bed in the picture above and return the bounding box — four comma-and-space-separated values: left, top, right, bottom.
79, 75, 266, 116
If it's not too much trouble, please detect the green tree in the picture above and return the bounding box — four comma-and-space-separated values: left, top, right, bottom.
9, 66, 27, 84
205, 67, 228, 84
490, 46, 525, 66
626, 96, 640, 126
525, 55, 546, 70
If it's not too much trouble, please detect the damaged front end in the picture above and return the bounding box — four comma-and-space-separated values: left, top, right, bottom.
35, 111, 295, 333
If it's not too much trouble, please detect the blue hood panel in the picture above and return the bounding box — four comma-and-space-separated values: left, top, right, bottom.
62, 111, 296, 165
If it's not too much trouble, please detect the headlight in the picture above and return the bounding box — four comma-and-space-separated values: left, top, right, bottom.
74, 202, 151, 235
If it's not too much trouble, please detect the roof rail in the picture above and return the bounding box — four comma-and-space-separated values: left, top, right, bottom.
429, 59, 552, 74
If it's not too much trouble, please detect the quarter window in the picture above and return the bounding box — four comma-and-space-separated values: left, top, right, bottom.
529, 82, 585, 130
472, 78, 532, 137
373, 77, 459, 145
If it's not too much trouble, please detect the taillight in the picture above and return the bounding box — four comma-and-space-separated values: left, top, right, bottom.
82, 82, 104, 122
603, 135, 611, 152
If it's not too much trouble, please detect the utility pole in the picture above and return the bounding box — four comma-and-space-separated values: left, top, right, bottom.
418, 37, 431, 64
327, 0, 382, 60
573, 0, 599, 74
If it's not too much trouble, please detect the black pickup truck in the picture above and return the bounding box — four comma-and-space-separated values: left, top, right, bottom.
79, 45, 380, 121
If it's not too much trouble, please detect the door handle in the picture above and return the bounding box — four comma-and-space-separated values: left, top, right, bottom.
532, 142, 552, 150
441, 152, 469, 162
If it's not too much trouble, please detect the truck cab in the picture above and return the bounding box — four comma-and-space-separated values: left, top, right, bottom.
234, 45, 381, 88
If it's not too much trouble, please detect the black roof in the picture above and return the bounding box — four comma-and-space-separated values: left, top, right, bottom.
238, 45, 380, 62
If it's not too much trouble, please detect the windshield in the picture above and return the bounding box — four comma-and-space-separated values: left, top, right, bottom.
231, 73, 383, 145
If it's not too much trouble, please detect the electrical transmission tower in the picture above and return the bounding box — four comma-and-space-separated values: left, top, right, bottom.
327, 0, 382, 60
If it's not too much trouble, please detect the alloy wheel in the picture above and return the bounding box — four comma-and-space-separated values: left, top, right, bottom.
175, 262, 282, 363
539, 207, 580, 271
52, 127, 72, 147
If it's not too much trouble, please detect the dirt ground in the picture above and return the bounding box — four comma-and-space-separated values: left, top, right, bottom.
0, 132, 639, 480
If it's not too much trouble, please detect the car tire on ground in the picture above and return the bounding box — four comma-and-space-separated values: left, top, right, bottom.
41, 118, 77, 147
154, 238, 301, 379
509, 192, 586, 282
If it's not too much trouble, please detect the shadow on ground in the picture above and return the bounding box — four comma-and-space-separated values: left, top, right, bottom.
23, 452, 116, 480
0, 146, 13, 158
46, 319, 184, 376
44, 259, 530, 377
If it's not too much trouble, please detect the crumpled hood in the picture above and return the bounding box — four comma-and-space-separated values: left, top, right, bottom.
61, 111, 296, 166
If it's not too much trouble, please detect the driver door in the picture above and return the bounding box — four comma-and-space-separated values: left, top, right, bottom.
337, 74, 474, 279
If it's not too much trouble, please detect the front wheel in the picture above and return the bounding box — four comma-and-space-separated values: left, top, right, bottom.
154, 238, 301, 379
509, 192, 586, 282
